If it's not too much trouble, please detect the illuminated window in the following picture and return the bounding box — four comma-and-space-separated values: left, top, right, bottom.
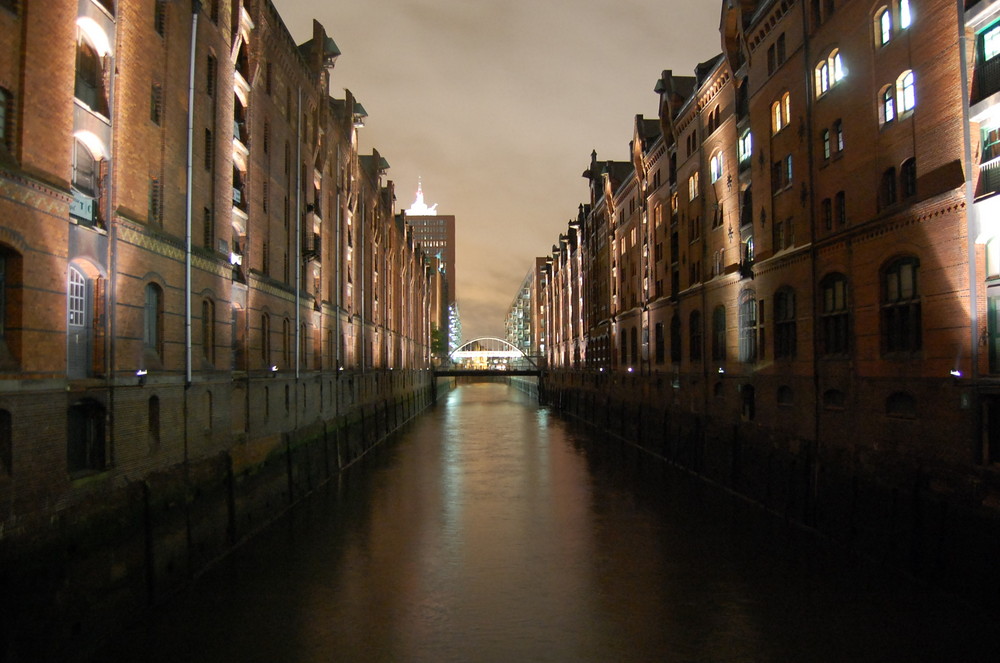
881, 85, 896, 124
710, 153, 723, 183
822, 129, 831, 159
771, 92, 790, 133
899, 70, 916, 112
738, 290, 759, 363
899, 0, 911, 29
984, 23, 1000, 62
876, 7, 892, 46
816, 60, 830, 95
688, 172, 699, 200
75, 29, 109, 116
738, 130, 752, 163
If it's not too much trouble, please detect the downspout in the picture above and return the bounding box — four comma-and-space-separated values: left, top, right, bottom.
336, 145, 342, 371
361, 196, 366, 374
957, 0, 981, 457
295, 88, 302, 381
184, 2, 200, 388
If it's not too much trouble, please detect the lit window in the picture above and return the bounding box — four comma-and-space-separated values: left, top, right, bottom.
877, 7, 892, 46
816, 61, 830, 95
771, 92, 790, 133
899, 70, 916, 112
710, 153, 723, 182
984, 23, 1000, 61
738, 130, 752, 163
882, 85, 896, 124
899, 0, 911, 29
688, 172, 699, 200
822, 129, 831, 159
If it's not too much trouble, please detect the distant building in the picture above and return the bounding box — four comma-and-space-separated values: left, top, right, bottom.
405, 181, 457, 355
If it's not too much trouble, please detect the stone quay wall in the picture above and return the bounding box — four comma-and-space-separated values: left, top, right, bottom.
0, 369, 434, 663
541, 370, 1000, 609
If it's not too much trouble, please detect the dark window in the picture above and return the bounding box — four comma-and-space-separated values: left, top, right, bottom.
154, 0, 166, 36
67, 399, 106, 476
204, 128, 213, 171
777, 33, 786, 64
0, 88, 13, 152
670, 313, 681, 364
822, 197, 833, 230
835, 191, 846, 226
150, 83, 162, 125
886, 391, 917, 418
630, 327, 638, 365
834, 119, 844, 151
879, 167, 897, 209
774, 288, 796, 359
203, 207, 213, 249
202, 299, 215, 363
620, 328, 627, 365
689, 310, 702, 362
282, 318, 291, 366
655, 322, 664, 364
777, 385, 794, 406
823, 389, 846, 409
148, 176, 162, 223
144, 283, 163, 357
820, 273, 850, 355
206, 54, 217, 98
901, 158, 917, 198
712, 305, 726, 361
72, 139, 98, 197
822, 129, 831, 159
882, 257, 922, 354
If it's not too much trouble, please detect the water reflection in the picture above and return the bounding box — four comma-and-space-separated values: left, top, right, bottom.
97, 383, 997, 663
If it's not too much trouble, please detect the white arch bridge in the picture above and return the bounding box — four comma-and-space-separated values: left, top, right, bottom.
435, 337, 543, 377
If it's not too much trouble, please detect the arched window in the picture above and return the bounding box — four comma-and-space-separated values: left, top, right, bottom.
816, 60, 830, 95
689, 310, 702, 362
899, 0, 912, 29
774, 288, 796, 359
630, 327, 638, 364
882, 257, 921, 354
712, 304, 726, 362
710, 153, 723, 183
820, 273, 850, 356
620, 327, 627, 365
771, 92, 791, 133
881, 85, 896, 124
899, 70, 916, 113
875, 7, 892, 46
282, 318, 291, 366
144, 283, 163, 358
74, 30, 109, 116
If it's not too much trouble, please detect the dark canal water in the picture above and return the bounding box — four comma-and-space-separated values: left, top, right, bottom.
97, 382, 997, 662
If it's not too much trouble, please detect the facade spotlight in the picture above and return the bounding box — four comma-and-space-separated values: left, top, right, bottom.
136, 369, 148, 386
950, 369, 962, 378
718, 367, 726, 374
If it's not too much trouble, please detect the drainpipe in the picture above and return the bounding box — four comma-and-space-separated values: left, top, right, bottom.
957, 0, 981, 457
361, 196, 366, 374
336, 145, 342, 371
295, 88, 302, 381
184, 2, 200, 388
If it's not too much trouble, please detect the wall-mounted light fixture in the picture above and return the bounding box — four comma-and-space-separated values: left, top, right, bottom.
136, 369, 148, 386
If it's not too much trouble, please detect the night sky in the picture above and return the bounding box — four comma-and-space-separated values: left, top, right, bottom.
272, 0, 723, 340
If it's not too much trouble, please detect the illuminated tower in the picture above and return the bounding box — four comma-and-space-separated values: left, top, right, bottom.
405, 181, 456, 355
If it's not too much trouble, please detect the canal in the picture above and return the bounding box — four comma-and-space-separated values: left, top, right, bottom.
97, 382, 996, 662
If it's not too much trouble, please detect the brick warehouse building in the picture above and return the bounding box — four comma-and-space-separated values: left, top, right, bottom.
0, 0, 436, 655
537, 0, 1000, 604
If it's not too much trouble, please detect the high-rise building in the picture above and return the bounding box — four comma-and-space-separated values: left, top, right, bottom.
405, 181, 456, 354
